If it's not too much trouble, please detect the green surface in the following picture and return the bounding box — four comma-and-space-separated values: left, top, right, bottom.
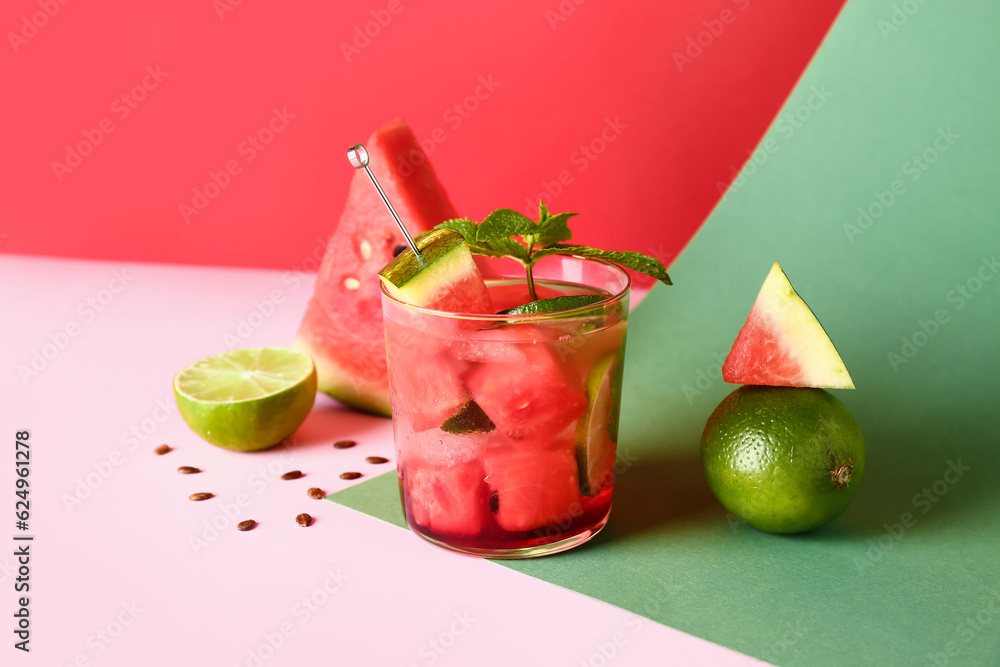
332, 0, 1000, 664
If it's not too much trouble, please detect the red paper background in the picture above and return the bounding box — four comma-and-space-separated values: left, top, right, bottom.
1, 0, 846, 276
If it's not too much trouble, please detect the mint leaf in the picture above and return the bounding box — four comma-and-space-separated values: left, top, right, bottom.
534, 245, 672, 284
437, 218, 479, 241
441, 400, 495, 435
433, 201, 673, 290
538, 200, 551, 222
481, 237, 529, 261
477, 209, 537, 241
537, 212, 577, 245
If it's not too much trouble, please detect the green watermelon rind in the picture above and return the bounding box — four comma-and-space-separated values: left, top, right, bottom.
378, 230, 483, 308
292, 338, 391, 416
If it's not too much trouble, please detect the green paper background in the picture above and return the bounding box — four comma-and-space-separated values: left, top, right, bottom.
333, 0, 1000, 663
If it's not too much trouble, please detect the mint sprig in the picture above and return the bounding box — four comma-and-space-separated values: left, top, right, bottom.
436, 201, 671, 299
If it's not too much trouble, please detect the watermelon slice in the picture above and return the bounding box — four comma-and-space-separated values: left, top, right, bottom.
722, 262, 854, 389
294, 119, 460, 415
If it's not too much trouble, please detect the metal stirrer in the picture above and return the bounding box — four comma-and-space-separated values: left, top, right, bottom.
347, 144, 422, 260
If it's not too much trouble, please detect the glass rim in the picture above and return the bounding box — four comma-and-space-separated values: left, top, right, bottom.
379, 254, 632, 322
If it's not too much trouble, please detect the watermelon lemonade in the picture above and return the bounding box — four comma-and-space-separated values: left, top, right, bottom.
381, 255, 630, 558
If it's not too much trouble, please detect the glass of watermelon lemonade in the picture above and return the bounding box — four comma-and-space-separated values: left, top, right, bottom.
381, 254, 630, 558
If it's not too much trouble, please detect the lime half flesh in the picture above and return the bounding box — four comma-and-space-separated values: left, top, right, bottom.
174, 347, 317, 451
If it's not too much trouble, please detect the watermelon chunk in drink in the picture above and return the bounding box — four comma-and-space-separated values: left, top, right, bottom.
385, 325, 470, 433
483, 432, 582, 533
464, 326, 588, 442
405, 457, 490, 538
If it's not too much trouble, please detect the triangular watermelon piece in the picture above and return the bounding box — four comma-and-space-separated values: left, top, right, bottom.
294, 119, 460, 416
722, 262, 854, 389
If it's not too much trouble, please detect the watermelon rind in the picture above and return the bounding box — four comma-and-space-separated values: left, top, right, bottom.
722, 262, 855, 389
379, 230, 486, 308
291, 338, 391, 415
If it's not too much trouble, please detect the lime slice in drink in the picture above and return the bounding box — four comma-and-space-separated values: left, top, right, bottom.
501, 294, 606, 316
173, 347, 317, 451
575, 352, 621, 496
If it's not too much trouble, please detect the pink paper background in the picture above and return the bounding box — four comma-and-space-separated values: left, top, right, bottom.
3, 255, 768, 666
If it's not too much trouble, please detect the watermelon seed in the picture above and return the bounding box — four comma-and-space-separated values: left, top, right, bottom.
360, 240, 372, 260
333, 440, 357, 449
344, 277, 361, 290
365, 456, 389, 465
154, 444, 172, 455
392, 244, 407, 257
237, 519, 257, 531
488, 492, 499, 514
307, 487, 326, 499
296, 513, 313, 527
340, 472, 362, 480
281, 470, 304, 480
177, 466, 201, 474
189, 492, 214, 501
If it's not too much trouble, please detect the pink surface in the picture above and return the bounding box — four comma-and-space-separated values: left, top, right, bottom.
2, 0, 845, 281
1, 255, 766, 666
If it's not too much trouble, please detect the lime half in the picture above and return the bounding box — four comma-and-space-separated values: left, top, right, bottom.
174, 347, 317, 451
700, 386, 865, 533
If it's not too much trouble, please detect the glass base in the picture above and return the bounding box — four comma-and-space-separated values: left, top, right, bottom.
409, 508, 611, 559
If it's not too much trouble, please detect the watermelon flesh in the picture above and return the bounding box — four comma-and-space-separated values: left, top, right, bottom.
483, 432, 582, 533
387, 341, 470, 433
465, 327, 589, 442
405, 458, 491, 538
401, 430, 583, 537
294, 119, 460, 416
723, 262, 855, 389
388, 317, 622, 546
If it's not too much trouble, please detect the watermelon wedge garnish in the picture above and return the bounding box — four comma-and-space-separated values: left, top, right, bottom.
294, 119, 460, 416
722, 262, 855, 389
378, 229, 494, 314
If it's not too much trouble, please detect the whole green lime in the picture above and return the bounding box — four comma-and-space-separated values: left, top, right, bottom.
174, 347, 317, 452
700, 386, 865, 534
